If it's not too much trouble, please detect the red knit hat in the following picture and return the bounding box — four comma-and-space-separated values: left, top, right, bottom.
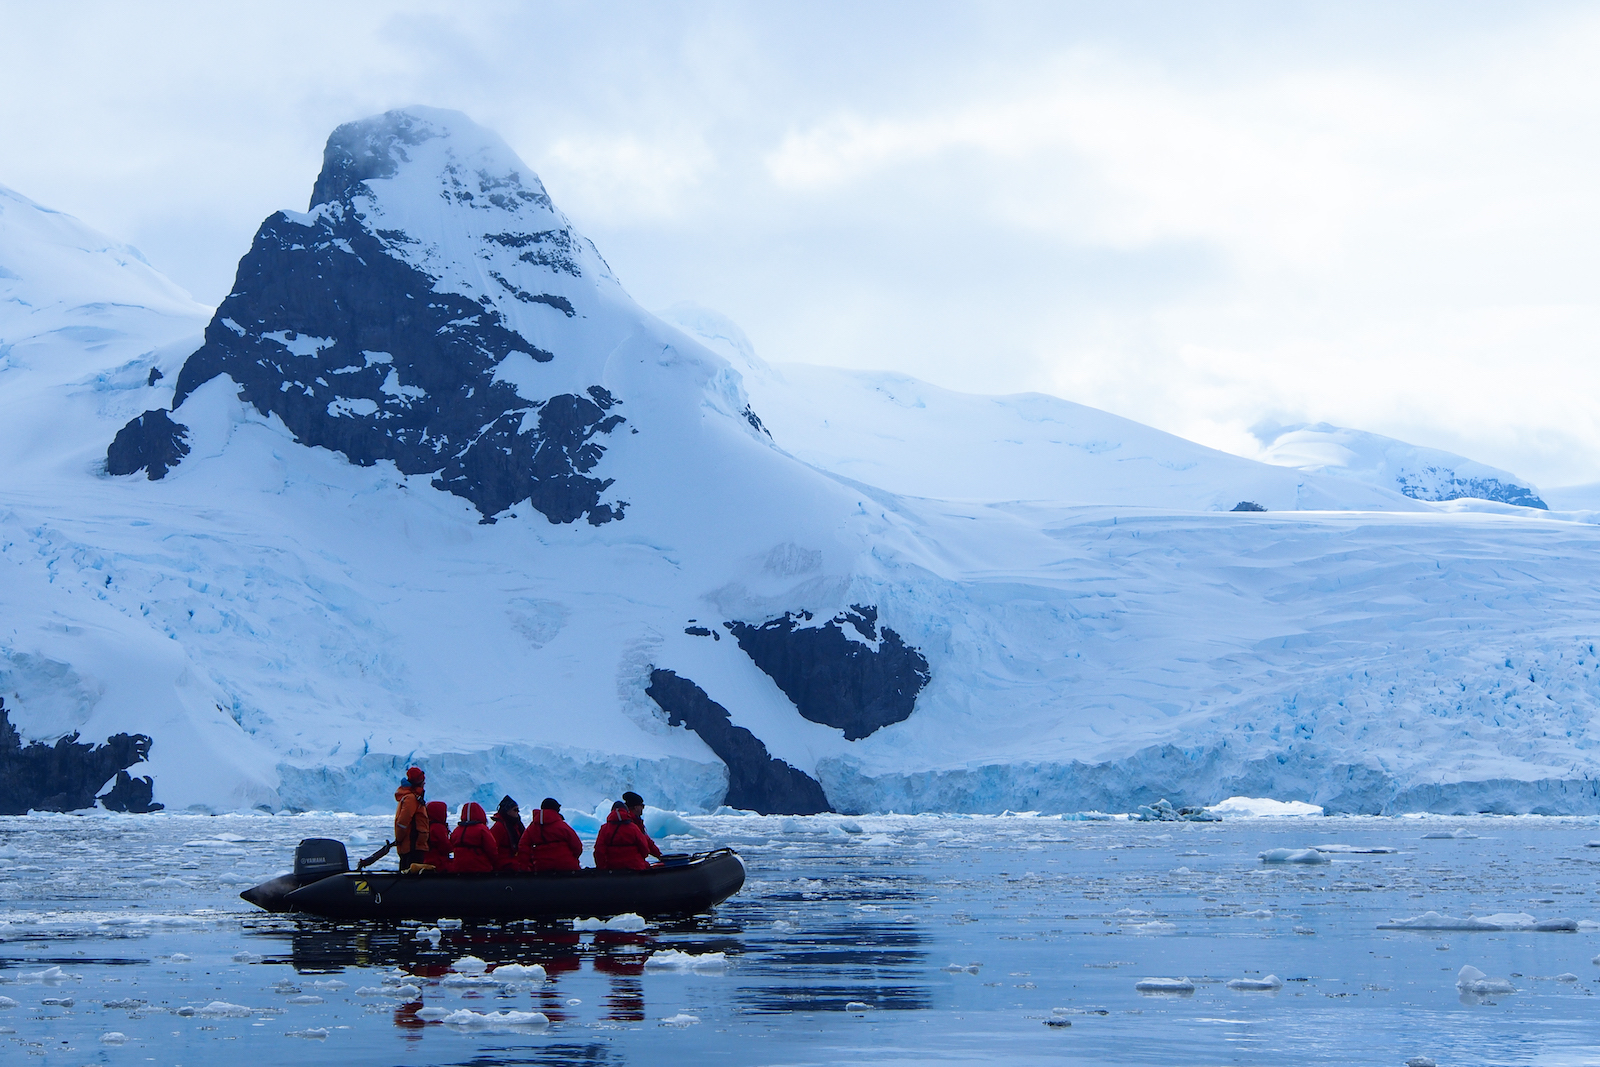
406, 766, 425, 784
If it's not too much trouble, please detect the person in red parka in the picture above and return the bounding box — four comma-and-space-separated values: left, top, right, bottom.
518, 797, 583, 872
421, 800, 453, 872
489, 795, 528, 872
593, 791, 661, 871
449, 801, 499, 873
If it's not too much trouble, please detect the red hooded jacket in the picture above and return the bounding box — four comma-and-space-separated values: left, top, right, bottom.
518, 809, 583, 872
421, 800, 453, 871
593, 807, 661, 871
448, 802, 499, 873
491, 810, 528, 872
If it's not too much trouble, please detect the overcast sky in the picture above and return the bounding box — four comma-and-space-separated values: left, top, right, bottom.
5, 1, 1599, 486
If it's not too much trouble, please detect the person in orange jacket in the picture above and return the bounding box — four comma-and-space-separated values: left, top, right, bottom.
449, 801, 499, 873
593, 791, 662, 871
518, 797, 583, 872
421, 800, 453, 871
392, 766, 429, 871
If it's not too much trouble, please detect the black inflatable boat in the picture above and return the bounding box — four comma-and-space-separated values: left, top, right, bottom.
241, 838, 745, 921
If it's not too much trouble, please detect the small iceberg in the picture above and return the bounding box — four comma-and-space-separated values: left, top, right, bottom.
1457, 965, 1515, 996
1207, 797, 1322, 818
1226, 975, 1283, 991
1421, 829, 1477, 840
440, 1009, 549, 1031
574, 913, 647, 932
1134, 977, 1195, 993
490, 963, 546, 982
1259, 848, 1330, 864
644, 950, 727, 972
1378, 911, 1577, 932
660, 1013, 700, 1026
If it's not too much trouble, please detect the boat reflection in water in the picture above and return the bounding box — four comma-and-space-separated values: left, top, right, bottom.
238, 899, 932, 1037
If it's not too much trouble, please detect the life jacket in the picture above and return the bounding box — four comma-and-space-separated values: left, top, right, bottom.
593, 807, 660, 871
519, 809, 583, 872
449, 802, 499, 873
393, 784, 428, 854
421, 800, 452, 871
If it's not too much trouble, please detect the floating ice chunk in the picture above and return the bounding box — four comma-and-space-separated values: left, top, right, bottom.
490, 963, 546, 981
845, 1001, 874, 1011
440, 1008, 549, 1031
837, 820, 864, 834
232, 951, 263, 963
573, 913, 647, 932
436, 918, 463, 930
414, 1007, 450, 1021
440, 973, 501, 987
40, 996, 73, 1007
1124, 921, 1178, 934
195, 1001, 255, 1017
566, 998, 582, 1006
1113, 908, 1149, 917
645, 950, 727, 972
642, 809, 706, 839
1378, 911, 1575, 932
1457, 965, 1515, 996
100, 1032, 128, 1044
311, 979, 346, 990
102, 998, 146, 1009
417, 927, 442, 941
169, 953, 191, 962
1293, 926, 1316, 935
941, 963, 982, 973
0, 997, 14, 1009
1405, 1058, 1437, 1067
354, 987, 386, 996
1134, 978, 1195, 993
1226, 975, 1283, 991
772, 920, 797, 932
286, 994, 323, 1005
1422, 829, 1477, 840
387, 984, 421, 998
451, 955, 488, 974
1556, 972, 1580, 982
661, 1013, 700, 1026
1586, 841, 1600, 848
1310, 844, 1399, 854
16, 966, 79, 983
1258, 848, 1330, 864
1240, 909, 1273, 919
1207, 797, 1323, 817
287, 1028, 329, 1039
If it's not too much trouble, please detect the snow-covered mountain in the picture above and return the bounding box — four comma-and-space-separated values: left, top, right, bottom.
6, 108, 1600, 819
1252, 421, 1547, 509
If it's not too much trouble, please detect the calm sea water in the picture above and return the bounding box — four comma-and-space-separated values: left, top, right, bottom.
1, 811, 1597, 1066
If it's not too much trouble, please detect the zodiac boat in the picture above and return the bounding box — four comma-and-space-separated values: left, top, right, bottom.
241, 838, 746, 921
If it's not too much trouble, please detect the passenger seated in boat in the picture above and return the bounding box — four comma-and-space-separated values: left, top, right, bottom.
421, 800, 453, 871
449, 801, 499, 872
593, 792, 662, 871
490, 795, 527, 872
519, 797, 583, 872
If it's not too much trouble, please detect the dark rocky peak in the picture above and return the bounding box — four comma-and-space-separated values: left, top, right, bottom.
724, 605, 931, 740
107, 108, 632, 525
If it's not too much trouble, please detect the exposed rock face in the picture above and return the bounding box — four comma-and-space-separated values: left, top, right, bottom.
726, 605, 930, 741
1396, 472, 1546, 510
110, 107, 630, 524
99, 770, 163, 813
645, 669, 830, 814
105, 409, 189, 480
0, 699, 161, 814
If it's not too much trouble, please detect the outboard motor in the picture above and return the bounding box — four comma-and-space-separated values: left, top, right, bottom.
242, 838, 352, 913
293, 838, 350, 882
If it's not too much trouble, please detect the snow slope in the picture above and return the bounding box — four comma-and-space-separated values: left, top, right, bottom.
656, 303, 1424, 514
1251, 421, 1546, 509
4, 109, 1600, 817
